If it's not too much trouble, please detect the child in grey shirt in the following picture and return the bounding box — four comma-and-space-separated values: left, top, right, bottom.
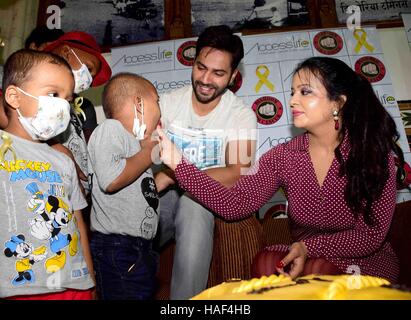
88, 72, 161, 300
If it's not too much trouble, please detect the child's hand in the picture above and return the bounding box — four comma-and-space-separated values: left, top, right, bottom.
155, 171, 175, 192
157, 126, 182, 171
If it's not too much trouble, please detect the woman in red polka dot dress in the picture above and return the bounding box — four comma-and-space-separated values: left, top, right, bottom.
157, 57, 406, 283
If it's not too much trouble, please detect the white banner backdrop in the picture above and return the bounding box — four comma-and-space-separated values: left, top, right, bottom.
401, 13, 411, 48
112, 26, 411, 217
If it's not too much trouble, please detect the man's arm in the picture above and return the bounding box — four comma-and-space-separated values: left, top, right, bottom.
204, 139, 256, 187
106, 137, 157, 193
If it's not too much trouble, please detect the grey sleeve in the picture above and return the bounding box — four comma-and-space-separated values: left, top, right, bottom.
68, 158, 88, 211
88, 122, 128, 192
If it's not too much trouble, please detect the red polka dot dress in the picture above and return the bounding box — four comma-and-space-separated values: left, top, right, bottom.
175, 132, 399, 283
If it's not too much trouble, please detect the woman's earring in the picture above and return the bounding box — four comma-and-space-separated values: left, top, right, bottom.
333, 110, 339, 130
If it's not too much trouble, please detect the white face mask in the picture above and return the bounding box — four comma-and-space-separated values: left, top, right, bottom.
16, 87, 71, 141
133, 98, 146, 140
71, 49, 93, 94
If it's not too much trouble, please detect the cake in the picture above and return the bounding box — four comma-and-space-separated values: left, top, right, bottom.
191, 274, 411, 300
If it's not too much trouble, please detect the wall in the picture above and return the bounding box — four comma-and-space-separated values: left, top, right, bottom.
0, 0, 39, 64
378, 27, 411, 101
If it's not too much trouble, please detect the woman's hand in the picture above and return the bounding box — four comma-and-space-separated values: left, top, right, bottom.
276, 241, 308, 279
157, 125, 183, 171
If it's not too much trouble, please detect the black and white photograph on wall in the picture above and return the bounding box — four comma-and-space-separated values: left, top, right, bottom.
191, 0, 310, 35
336, 0, 411, 24
59, 0, 164, 49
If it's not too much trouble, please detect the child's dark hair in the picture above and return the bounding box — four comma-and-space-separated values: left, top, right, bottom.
294, 57, 405, 224
195, 25, 244, 71
2, 49, 72, 108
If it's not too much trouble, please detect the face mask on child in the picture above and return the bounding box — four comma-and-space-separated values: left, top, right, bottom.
133, 98, 147, 140
71, 49, 93, 94
16, 87, 71, 141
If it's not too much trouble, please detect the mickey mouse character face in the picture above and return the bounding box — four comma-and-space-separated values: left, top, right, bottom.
4, 235, 33, 259
141, 177, 159, 211
47, 195, 71, 228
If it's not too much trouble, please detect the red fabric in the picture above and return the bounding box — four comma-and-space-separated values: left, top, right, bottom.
303, 258, 342, 276
251, 250, 288, 278
7, 288, 93, 300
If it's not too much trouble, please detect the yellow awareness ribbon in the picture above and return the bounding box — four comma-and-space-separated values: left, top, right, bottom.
255, 65, 275, 93
73, 96, 86, 121
0, 132, 17, 164
353, 29, 375, 54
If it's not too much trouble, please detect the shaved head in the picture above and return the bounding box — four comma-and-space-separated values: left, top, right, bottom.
102, 72, 156, 119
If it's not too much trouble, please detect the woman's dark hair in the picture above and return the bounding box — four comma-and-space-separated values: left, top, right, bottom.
195, 25, 244, 71
294, 57, 405, 224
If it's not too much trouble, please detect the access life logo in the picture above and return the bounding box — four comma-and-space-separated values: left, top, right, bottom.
257, 135, 293, 155
111, 44, 174, 74
245, 35, 311, 58
313, 31, 344, 55
152, 79, 191, 94
355, 56, 386, 83
177, 41, 197, 67
146, 68, 192, 94
374, 89, 396, 107
252, 96, 283, 125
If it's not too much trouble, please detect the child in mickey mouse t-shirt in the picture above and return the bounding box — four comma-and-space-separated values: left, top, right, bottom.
87, 72, 161, 300
0, 49, 94, 300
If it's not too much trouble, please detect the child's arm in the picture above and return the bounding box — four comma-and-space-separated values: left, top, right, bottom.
154, 169, 176, 193
74, 210, 95, 285
106, 137, 157, 193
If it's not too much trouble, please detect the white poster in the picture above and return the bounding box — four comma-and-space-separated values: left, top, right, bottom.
402, 13, 411, 48
111, 40, 175, 75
